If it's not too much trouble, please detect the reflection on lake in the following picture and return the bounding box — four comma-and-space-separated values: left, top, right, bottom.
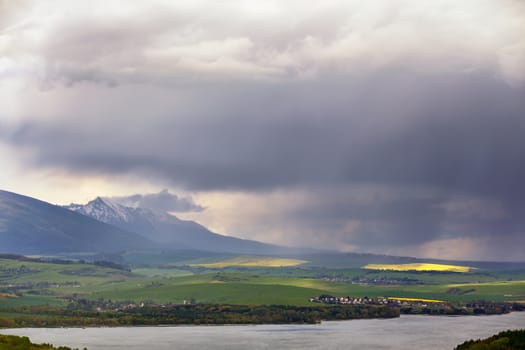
2, 313, 524, 350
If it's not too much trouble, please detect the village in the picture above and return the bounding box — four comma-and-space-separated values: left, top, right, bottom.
309, 295, 523, 316
309, 294, 444, 308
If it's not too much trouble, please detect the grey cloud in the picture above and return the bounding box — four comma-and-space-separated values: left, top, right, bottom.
108, 189, 205, 213
240, 186, 525, 260
5, 71, 525, 200
1, 1, 524, 85
2, 0, 525, 260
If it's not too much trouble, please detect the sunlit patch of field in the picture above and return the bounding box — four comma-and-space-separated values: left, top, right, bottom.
387, 297, 443, 303
191, 256, 308, 268
363, 263, 472, 273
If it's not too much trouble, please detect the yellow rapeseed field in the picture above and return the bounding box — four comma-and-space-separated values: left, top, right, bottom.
363, 263, 472, 273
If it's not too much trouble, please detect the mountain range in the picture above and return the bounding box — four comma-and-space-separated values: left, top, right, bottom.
0, 190, 154, 254
3, 189, 523, 268
64, 196, 278, 254
0, 189, 278, 255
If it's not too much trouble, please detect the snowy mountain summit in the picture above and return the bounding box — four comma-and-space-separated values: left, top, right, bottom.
67, 197, 135, 223
66, 197, 177, 226
64, 197, 274, 253
64, 197, 185, 242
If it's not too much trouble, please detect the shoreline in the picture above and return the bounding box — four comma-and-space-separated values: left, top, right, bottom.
1, 310, 523, 330
2, 313, 524, 350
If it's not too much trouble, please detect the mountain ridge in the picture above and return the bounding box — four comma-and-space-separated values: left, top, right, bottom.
64, 196, 282, 254
0, 189, 157, 254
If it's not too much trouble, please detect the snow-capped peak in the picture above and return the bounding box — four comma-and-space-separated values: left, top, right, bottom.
66, 196, 134, 223
65, 196, 181, 226
62, 194, 271, 253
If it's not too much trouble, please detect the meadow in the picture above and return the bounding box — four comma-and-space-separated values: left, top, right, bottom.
1, 256, 525, 309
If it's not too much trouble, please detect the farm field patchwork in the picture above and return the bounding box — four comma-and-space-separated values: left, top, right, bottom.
1, 257, 524, 308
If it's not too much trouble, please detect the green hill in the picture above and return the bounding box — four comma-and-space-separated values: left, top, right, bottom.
0, 334, 82, 350
455, 329, 525, 350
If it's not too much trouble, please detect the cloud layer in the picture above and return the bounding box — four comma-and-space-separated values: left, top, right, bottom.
108, 189, 204, 213
1, 0, 524, 260
1, 0, 524, 85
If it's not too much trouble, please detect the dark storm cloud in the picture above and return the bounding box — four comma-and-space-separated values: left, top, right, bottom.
3, 70, 525, 259
283, 186, 524, 249
2, 0, 525, 259
6, 71, 525, 201
107, 189, 204, 212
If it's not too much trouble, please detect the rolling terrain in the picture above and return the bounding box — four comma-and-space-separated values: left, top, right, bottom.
1, 255, 524, 308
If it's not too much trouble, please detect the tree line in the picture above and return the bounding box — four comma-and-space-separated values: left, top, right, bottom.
0, 303, 399, 327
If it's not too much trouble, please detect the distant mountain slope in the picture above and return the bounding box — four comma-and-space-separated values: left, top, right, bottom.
65, 197, 280, 254
0, 190, 157, 254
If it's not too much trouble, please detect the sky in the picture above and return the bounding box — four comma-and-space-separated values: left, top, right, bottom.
1, 0, 525, 261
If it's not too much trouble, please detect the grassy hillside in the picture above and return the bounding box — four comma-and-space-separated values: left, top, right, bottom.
455, 329, 525, 350
1, 256, 524, 308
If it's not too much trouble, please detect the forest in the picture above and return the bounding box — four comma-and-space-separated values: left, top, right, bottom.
0, 303, 399, 327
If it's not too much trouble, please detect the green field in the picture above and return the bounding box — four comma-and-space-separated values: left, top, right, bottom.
1, 256, 525, 309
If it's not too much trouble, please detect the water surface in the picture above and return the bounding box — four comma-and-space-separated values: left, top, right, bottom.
3, 313, 524, 350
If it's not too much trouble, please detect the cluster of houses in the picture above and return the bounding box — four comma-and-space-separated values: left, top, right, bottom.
309, 295, 441, 308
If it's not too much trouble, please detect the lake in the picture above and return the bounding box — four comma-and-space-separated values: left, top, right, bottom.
2, 313, 524, 349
